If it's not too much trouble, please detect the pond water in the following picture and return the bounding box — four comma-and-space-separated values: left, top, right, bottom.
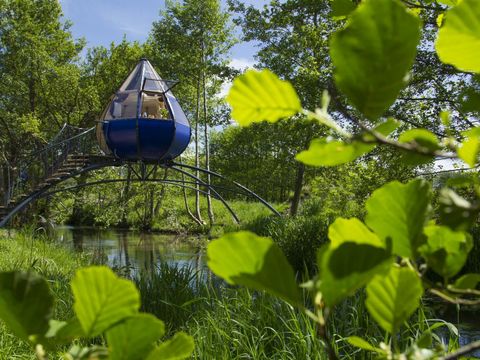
53, 226, 205, 277
53, 226, 480, 357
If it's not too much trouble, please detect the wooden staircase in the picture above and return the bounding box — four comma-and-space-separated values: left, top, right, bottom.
34, 154, 91, 191
0, 154, 92, 225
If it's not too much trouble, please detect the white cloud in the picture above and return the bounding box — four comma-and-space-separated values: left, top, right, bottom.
230, 57, 255, 71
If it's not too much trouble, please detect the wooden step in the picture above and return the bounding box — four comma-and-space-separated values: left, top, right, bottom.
51, 172, 71, 177
63, 161, 87, 166
12, 196, 28, 203
59, 166, 81, 171
67, 155, 90, 161
45, 177, 62, 183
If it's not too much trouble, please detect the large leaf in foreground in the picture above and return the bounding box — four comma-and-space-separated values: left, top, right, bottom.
419, 225, 472, 279
146, 332, 194, 360
328, 217, 384, 248
106, 313, 165, 360
71, 266, 140, 337
0, 271, 54, 341
398, 129, 440, 166
458, 127, 480, 167
330, 0, 356, 18
366, 267, 423, 334
365, 180, 431, 258
318, 242, 392, 306
45, 317, 84, 344
330, 0, 420, 120
226, 69, 302, 126
207, 231, 301, 305
296, 139, 374, 167
436, 0, 480, 73
453, 273, 480, 290
439, 188, 479, 231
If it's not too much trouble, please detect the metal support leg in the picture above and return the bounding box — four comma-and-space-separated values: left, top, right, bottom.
170, 161, 281, 217
169, 166, 240, 224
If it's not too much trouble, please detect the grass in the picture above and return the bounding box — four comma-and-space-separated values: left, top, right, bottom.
0, 224, 465, 359
150, 195, 283, 235
188, 287, 327, 360
0, 228, 90, 359
134, 261, 209, 335
130, 260, 329, 359
238, 205, 329, 275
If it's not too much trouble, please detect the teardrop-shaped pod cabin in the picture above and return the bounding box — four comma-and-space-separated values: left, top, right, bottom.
96, 59, 191, 162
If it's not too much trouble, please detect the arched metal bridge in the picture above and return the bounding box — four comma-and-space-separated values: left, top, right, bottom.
0, 124, 280, 227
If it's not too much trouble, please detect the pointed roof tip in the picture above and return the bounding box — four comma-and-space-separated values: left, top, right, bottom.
118, 58, 165, 93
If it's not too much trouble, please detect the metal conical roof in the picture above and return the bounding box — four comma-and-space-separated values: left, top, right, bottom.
118, 59, 175, 93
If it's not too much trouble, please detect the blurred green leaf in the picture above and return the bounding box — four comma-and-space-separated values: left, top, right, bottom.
71, 266, 140, 337
458, 127, 480, 167
439, 188, 479, 231
446, 174, 476, 188
207, 232, 301, 305
419, 225, 472, 279
0, 271, 53, 342
226, 69, 302, 126
45, 317, 84, 344
437, 0, 459, 6
416, 331, 433, 349
452, 273, 480, 289
366, 267, 423, 334
330, 0, 421, 120
296, 139, 374, 167
347, 336, 382, 352
107, 313, 165, 360
146, 332, 194, 360
398, 129, 440, 165
436, 0, 480, 73
365, 180, 432, 258
373, 118, 401, 137
330, 0, 356, 18
398, 129, 440, 151
460, 87, 480, 113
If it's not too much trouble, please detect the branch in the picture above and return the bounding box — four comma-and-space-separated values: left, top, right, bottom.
442, 340, 480, 360
401, 0, 445, 11
398, 97, 457, 105
429, 288, 480, 305
418, 165, 479, 176
361, 127, 457, 159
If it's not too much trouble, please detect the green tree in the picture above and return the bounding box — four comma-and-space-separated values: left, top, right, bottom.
148, 0, 235, 225
0, 0, 87, 205
228, 0, 340, 215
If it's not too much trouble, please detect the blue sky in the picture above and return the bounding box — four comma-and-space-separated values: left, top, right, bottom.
59, 0, 266, 68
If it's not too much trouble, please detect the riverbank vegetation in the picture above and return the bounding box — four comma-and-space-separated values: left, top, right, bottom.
1, 0, 480, 358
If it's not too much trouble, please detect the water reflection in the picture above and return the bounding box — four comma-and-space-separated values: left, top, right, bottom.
54, 226, 205, 278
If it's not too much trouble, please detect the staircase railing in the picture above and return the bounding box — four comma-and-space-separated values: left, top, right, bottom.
4, 124, 99, 207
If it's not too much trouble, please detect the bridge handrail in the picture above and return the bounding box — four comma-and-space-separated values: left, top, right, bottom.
20, 125, 95, 163
4, 124, 99, 206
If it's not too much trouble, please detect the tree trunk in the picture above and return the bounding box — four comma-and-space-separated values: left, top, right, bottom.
29, 74, 35, 112
203, 68, 214, 225
290, 162, 305, 217
194, 76, 204, 223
